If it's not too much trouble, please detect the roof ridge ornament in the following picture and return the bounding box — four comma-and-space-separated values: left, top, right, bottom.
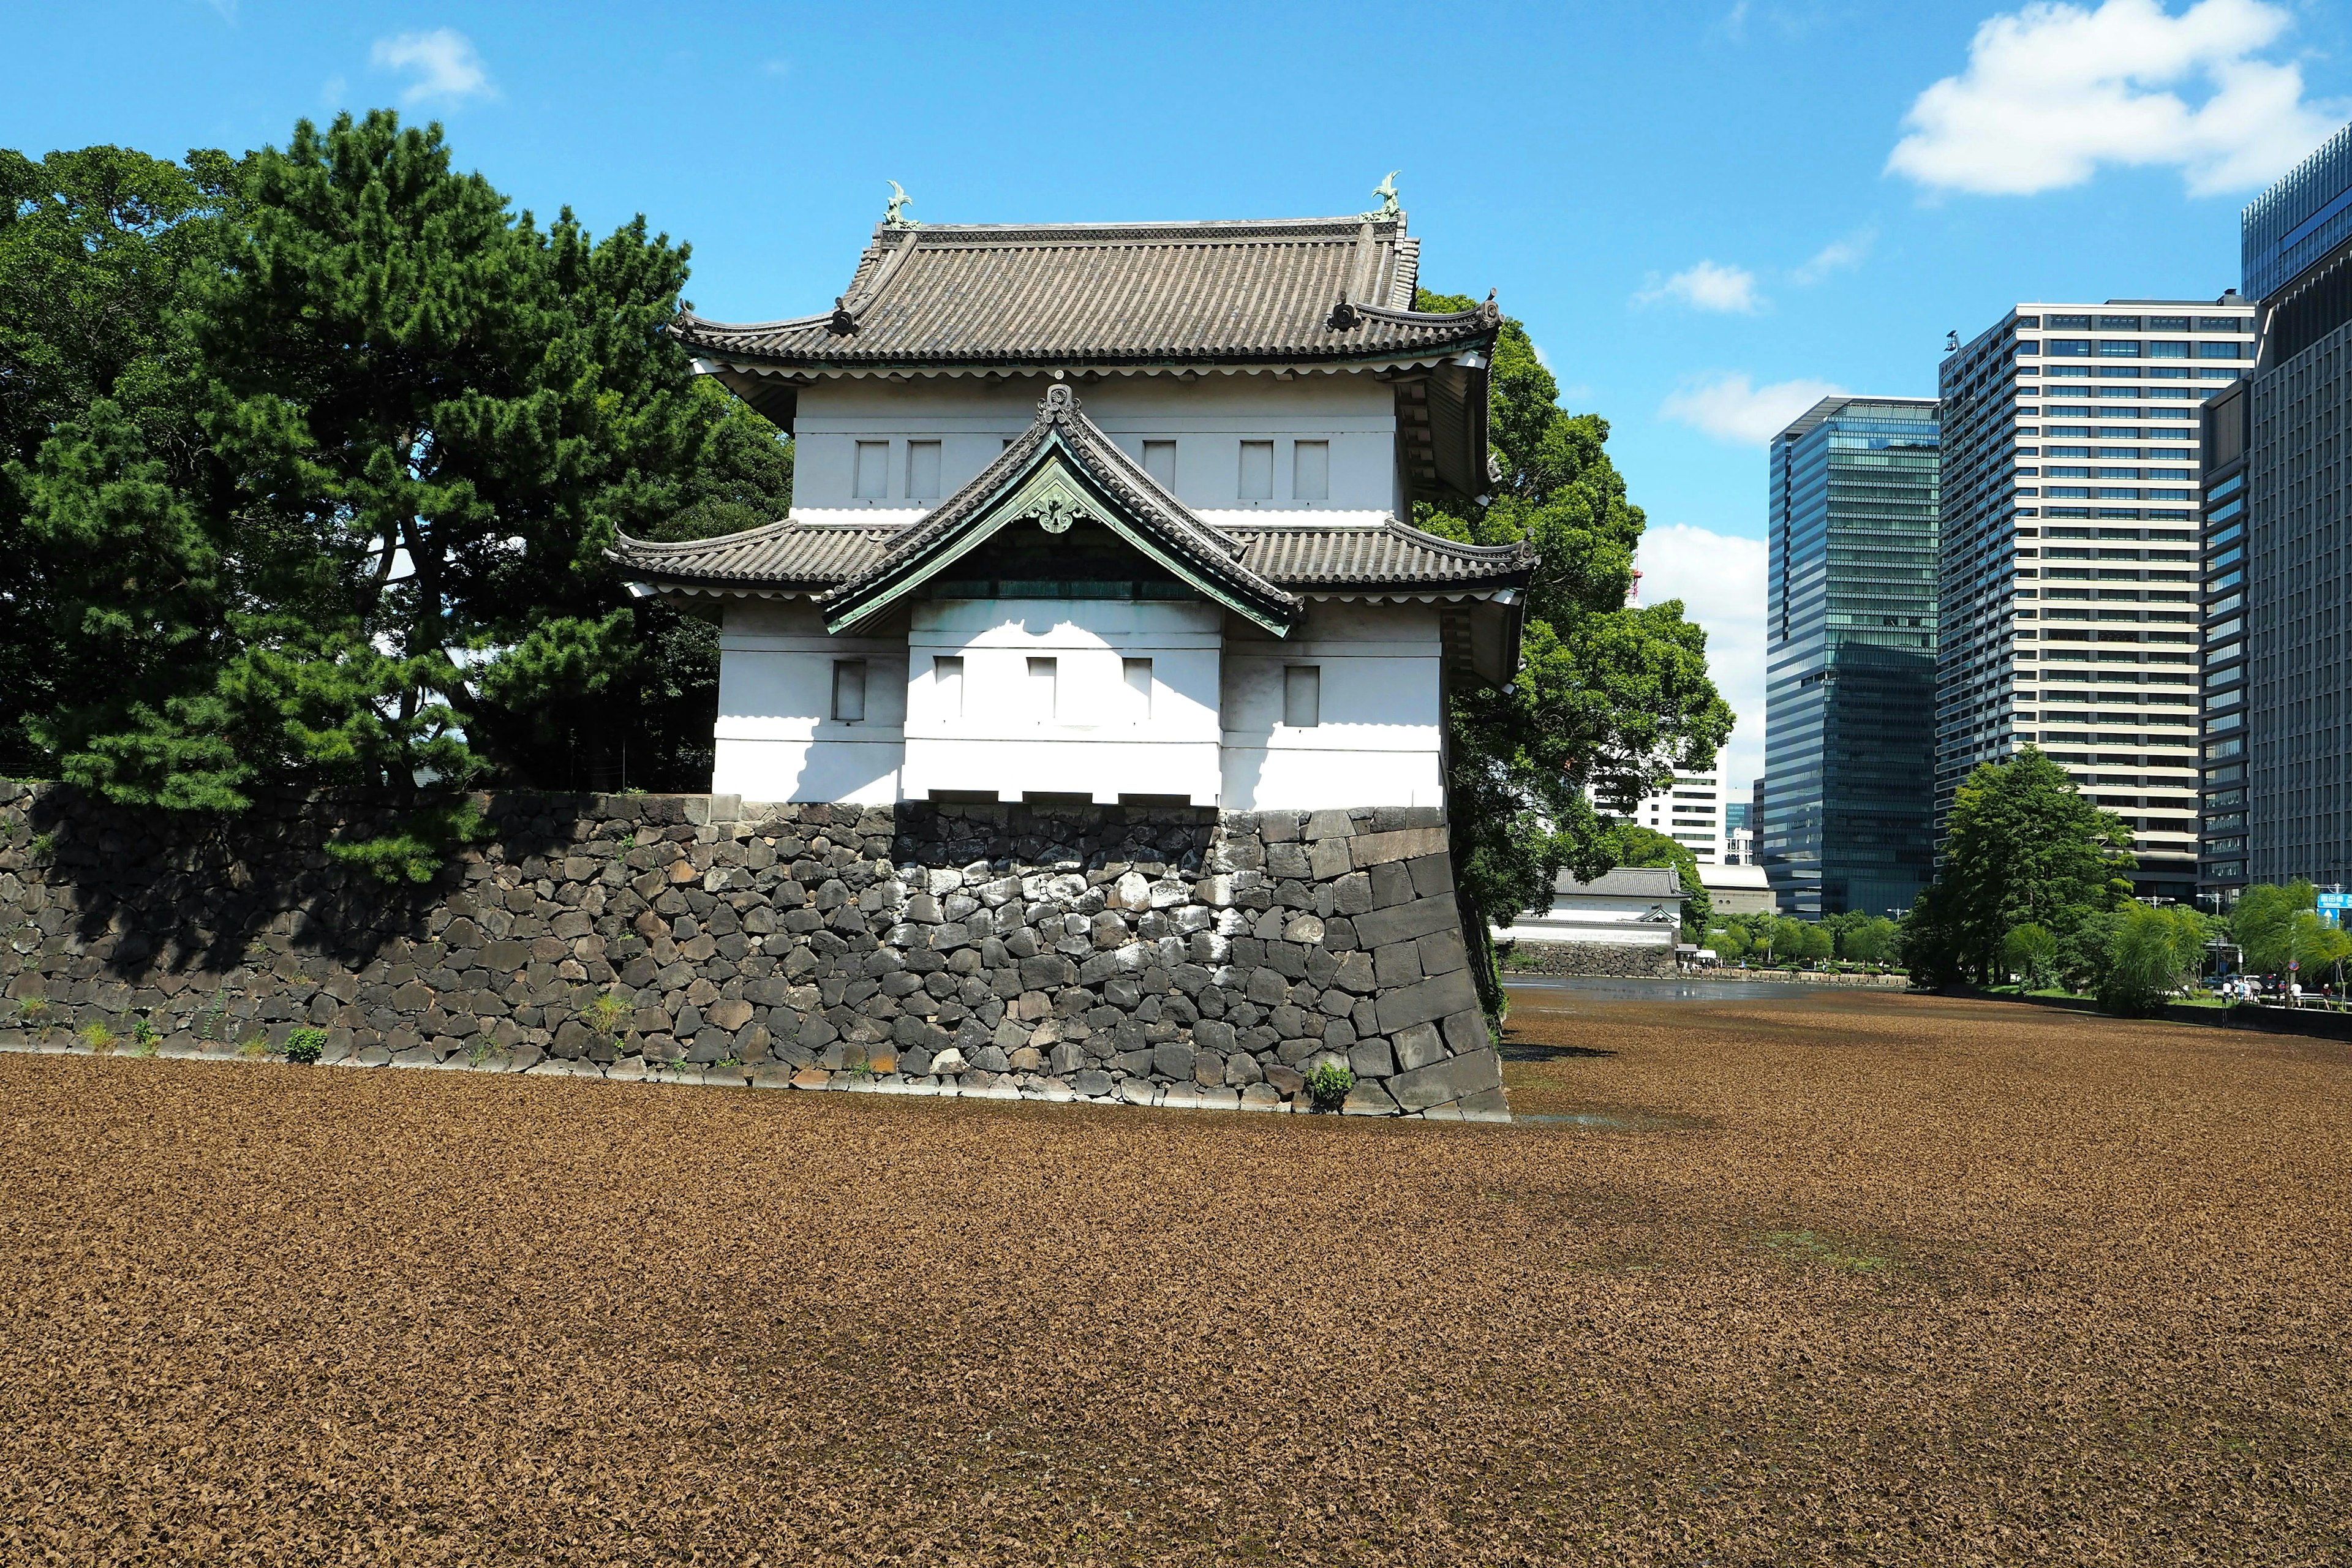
883, 179, 918, 229
1366, 170, 1401, 221
1039, 382, 1078, 419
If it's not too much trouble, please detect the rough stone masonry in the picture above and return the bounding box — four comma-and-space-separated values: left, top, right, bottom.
0, 782, 1509, 1120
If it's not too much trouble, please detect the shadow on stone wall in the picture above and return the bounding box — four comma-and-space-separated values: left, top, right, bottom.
1, 783, 1508, 1120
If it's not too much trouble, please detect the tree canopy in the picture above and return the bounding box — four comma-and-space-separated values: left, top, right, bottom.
1901, 748, 2134, 986
2231, 881, 2352, 981
1413, 291, 1733, 1007
1, 114, 792, 836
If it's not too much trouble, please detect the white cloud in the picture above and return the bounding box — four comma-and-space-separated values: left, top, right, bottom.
1635, 260, 1762, 313
372, 29, 496, 106
1635, 525, 1770, 793
1792, 224, 1875, 284
1888, 0, 2345, 197
1660, 371, 1845, 445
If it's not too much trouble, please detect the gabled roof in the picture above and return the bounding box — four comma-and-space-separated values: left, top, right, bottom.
1555, 866, 1684, 899
673, 215, 1496, 373
608, 390, 1536, 622
812, 383, 1298, 635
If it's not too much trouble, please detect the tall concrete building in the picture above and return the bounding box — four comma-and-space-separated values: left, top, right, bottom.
1610, 760, 1727, 864
1762, 396, 1941, 918
2209, 126, 2352, 891
1936, 300, 2254, 903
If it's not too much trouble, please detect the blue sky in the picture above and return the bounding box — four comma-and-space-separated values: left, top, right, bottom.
8, 0, 2350, 788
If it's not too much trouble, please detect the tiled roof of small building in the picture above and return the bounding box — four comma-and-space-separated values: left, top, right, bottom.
671, 216, 1496, 371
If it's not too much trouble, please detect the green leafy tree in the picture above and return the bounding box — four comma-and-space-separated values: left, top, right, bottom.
1838, 914, 1900, 965
1415, 291, 1733, 1010
1902, 748, 2133, 984
1999, 922, 2059, 990
1706, 919, 1749, 960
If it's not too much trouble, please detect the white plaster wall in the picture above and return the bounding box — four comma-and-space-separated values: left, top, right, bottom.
712, 600, 905, 804
902, 599, 1222, 804
1219, 600, 1444, 809
793, 373, 1399, 519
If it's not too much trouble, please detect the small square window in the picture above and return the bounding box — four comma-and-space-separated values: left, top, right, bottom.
832, 660, 868, 723
1028, 657, 1057, 722
1238, 441, 1275, 500
1123, 657, 1153, 721
1142, 440, 1176, 488
854, 441, 889, 499
1283, 665, 1321, 728
1292, 440, 1329, 501
906, 440, 941, 500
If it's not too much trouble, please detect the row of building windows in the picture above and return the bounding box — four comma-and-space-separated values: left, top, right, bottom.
2018, 314, 2248, 331
848, 438, 1335, 502
825, 657, 1328, 728
2028, 339, 2245, 358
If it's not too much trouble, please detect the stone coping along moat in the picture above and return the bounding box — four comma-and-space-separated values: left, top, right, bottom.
0, 782, 1509, 1120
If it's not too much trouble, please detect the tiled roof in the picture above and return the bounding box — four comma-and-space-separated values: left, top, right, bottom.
672, 216, 1496, 371
1554, 867, 1684, 898
614, 516, 1532, 597
1229, 520, 1533, 588
611, 522, 897, 588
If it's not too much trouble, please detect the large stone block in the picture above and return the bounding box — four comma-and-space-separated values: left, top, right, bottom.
1349, 826, 1448, 869
1352, 894, 1460, 951
1385, 1047, 1503, 1112
1373, 968, 1481, 1035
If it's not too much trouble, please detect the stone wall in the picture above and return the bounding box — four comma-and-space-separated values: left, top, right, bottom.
1499, 938, 1676, 978
0, 782, 1507, 1120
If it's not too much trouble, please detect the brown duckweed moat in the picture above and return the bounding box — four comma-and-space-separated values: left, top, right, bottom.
4, 982, 2346, 1564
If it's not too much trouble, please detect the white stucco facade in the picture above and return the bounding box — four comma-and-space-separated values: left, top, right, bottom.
710, 592, 1447, 810
791, 373, 1404, 525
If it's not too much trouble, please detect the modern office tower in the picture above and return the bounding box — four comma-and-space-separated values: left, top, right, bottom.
2197, 379, 2251, 897
1609, 759, 1727, 864
1936, 300, 2255, 903
1724, 800, 1754, 865
1762, 396, 1941, 918
2219, 126, 2352, 891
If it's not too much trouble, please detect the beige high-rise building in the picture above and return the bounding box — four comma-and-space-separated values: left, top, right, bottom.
1936, 298, 2255, 900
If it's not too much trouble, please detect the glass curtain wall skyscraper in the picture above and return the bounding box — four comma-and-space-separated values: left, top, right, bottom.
1762, 396, 1941, 918
2215, 124, 2352, 891
1936, 301, 2253, 903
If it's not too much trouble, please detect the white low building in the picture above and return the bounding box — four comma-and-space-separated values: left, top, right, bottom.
1496, 867, 1684, 968
616, 208, 1531, 808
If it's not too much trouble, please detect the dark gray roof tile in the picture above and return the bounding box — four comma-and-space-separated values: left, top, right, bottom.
674, 216, 1494, 370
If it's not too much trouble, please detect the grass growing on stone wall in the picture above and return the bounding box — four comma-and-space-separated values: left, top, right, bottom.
77, 1022, 116, 1054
